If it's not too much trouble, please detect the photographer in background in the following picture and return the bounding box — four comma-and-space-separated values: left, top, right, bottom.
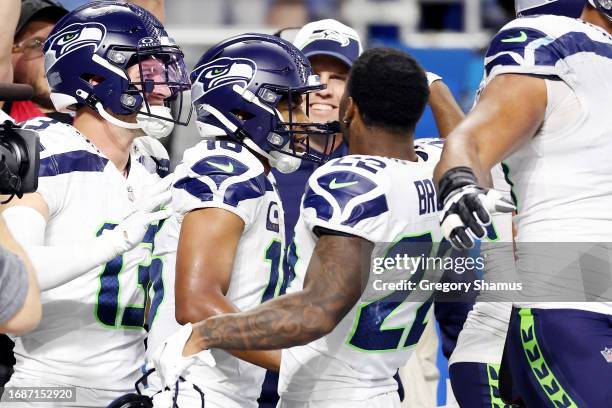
3, 0, 70, 124
2, 0, 165, 125
0, 218, 40, 335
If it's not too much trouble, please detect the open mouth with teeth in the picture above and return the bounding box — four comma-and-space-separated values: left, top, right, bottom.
309, 103, 337, 112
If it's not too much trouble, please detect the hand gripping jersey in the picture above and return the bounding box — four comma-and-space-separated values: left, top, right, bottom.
483, 15, 612, 314
9, 117, 169, 393
279, 150, 446, 403
146, 139, 285, 408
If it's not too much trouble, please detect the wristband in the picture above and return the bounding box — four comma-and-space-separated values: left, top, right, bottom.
437, 166, 478, 206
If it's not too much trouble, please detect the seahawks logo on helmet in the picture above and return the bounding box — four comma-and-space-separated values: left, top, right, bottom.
192, 57, 257, 99
306, 29, 351, 47
45, 22, 106, 69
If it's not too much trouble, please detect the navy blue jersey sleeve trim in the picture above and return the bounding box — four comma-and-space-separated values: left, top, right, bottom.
223, 173, 268, 207
341, 194, 389, 228
39, 150, 108, 177
173, 177, 214, 202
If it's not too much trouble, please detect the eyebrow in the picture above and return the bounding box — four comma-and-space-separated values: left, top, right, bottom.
329, 73, 348, 80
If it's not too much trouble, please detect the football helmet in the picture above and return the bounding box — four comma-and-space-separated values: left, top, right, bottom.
43, 1, 190, 138
106, 394, 153, 408
515, 0, 586, 17
190, 33, 338, 173
588, 0, 612, 20
105, 368, 205, 408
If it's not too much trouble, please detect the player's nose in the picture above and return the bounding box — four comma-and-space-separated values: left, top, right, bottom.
147, 83, 172, 105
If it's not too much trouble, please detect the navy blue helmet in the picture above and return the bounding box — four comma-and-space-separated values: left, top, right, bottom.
190, 33, 338, 173
515, 0, 586, 17
43, 1, 190, 135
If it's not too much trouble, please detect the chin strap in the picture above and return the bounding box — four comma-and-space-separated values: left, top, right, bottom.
95, 102, 142, 129
76, 89, 142, 130
242, 137, 274, 162
95, 100, 176, 140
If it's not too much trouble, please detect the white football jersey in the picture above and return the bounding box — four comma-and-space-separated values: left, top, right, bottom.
9, 117, 168, 392
414, 139, 516, 366
279, 151, 447, 402
415, 138, 513, 242
483, 15, 612, 241
146, 139, 285, 408
482, 15, 612, 313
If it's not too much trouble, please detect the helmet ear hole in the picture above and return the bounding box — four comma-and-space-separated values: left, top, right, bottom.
81, 74, 106, 86
230, 108, 255, 122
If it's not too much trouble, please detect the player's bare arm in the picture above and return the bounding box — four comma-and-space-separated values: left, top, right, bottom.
434, 74, 546, 185
175, 206, 282, 371
184, 234, 372, 353
433, 74, 546, 248
428, 79, 465, 138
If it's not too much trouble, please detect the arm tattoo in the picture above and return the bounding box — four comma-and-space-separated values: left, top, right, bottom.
192, 235, 372, 350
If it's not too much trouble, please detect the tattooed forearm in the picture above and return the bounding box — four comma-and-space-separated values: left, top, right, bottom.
190, 235, 372, 351
193, 292, 330, 350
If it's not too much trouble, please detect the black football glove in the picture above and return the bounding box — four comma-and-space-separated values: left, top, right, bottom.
437, 167, 515, 249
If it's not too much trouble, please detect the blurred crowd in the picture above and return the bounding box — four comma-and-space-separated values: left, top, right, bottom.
55, 0, 517, 31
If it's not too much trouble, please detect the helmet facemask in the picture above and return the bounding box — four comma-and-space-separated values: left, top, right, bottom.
189, 33, 340, 172
42, 2, 192, 138
114, 45, 191, 138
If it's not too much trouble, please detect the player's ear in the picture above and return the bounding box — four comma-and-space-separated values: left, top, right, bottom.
342, 96, 356, 126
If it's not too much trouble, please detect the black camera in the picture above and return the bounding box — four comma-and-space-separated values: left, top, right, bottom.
0, 83, 40, 202
0, 120, 40, 200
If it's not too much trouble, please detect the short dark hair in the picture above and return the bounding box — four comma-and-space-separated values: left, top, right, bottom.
347, 48, 429, 133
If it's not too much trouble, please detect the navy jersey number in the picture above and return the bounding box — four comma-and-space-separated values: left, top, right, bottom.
146, 257, 165, 327
95, 223, 160, 329
261, 239, 298, 303
346, 233, 441, 352
333, 156, 387, 174
261, 239, 283, 303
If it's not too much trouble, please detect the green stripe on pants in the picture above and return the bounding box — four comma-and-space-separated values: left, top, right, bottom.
518, 308, 578, 407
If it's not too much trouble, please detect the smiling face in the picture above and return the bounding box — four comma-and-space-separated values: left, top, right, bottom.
307, 54, 349, 124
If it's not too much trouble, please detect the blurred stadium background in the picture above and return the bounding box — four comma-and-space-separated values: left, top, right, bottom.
53, 1, 516, 405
